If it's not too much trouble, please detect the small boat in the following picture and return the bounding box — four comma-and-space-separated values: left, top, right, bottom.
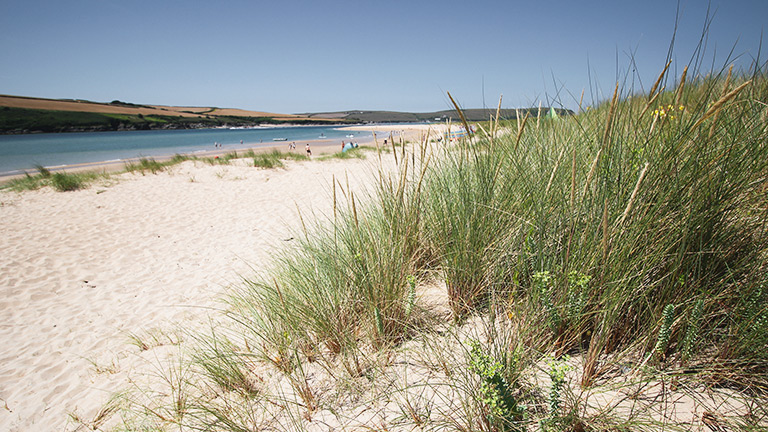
273, 137, 288, 141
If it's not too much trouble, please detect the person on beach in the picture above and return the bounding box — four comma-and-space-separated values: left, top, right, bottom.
341, 141, 345, 151
306, 143, 312, 156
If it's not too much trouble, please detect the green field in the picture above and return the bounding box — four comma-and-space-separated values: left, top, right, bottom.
0, 106, 346, 133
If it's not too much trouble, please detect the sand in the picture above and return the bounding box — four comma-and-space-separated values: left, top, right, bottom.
344, 123, 454, 142
0, 150, 392, 431
0, 124, 453, 431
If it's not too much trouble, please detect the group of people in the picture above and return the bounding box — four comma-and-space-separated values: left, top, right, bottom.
213, 140, 244, 149
287, 141, 312, 156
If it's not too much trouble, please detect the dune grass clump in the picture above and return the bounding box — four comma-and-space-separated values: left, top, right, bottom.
318, 146, 372, 161
3, 169, 105, 192
252, 149, 309, 168
229, 164, 426, 374
35, 164, 51, 178
50, 172, 87, 191
3, 172, 48, 191
124, 157, 169, 174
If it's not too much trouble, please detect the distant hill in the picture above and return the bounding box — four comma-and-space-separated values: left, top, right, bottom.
0, 95, 342, 134
301, 108, 573, 123
0, 94, 573, 134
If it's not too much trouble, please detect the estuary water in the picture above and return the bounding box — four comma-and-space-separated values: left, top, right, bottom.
0, 125, 369, 176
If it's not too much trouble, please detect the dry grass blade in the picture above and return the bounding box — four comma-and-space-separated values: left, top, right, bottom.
601, 82, 620, 149
332, 174, 337, 223
639, 90, 661, 120
477, 122, 491, 141
674, 65, 688, 107
296, 203, 309, 240
582, 148, 603, 199
536, 101, 542, 130
515, 113, 529, 149
617, 162, 650, 226
391, 133, 398, 165
692, 80, 752, 130
570, 147, 577, 208
708, 64, 734, 138
545, 148, 566, 195
649, 59, 672, 99
494, 94, 502, 137
273, 278, 287, 310
447, 91, 473, 146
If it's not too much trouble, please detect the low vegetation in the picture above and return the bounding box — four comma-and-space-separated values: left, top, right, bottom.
1, 148, 363, 192
2, 166, 107, 192
252, 149, 309, 168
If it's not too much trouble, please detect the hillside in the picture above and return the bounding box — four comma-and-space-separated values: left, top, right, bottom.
0, 95, 343, 134
0, 94, 573, 134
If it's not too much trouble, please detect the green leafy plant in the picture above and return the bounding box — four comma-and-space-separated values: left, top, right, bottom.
547, 356, 571, 416
653, 304, 675, 362
680, 299, 704, 363
468, 339, 526, 431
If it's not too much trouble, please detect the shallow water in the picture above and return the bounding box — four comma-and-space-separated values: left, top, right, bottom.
0, 126, 369, 176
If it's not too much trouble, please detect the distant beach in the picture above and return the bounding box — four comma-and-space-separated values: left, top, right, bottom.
0, 124, 448, 180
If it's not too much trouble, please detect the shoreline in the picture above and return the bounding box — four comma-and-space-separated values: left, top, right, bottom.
0, 135, 370, 182
0, 124, 450, 183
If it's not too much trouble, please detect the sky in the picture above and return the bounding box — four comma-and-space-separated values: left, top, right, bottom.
1, 0, 766, 114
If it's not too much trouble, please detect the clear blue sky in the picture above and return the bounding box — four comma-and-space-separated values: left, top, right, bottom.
1, 0, 766, 114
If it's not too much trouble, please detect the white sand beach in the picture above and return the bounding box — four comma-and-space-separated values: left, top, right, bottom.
0, 150, 395, 431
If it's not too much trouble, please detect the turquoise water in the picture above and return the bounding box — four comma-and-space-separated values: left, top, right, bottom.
0, 126, 369, 176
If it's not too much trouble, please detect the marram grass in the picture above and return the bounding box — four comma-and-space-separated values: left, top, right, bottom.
113, 56, 768, 431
